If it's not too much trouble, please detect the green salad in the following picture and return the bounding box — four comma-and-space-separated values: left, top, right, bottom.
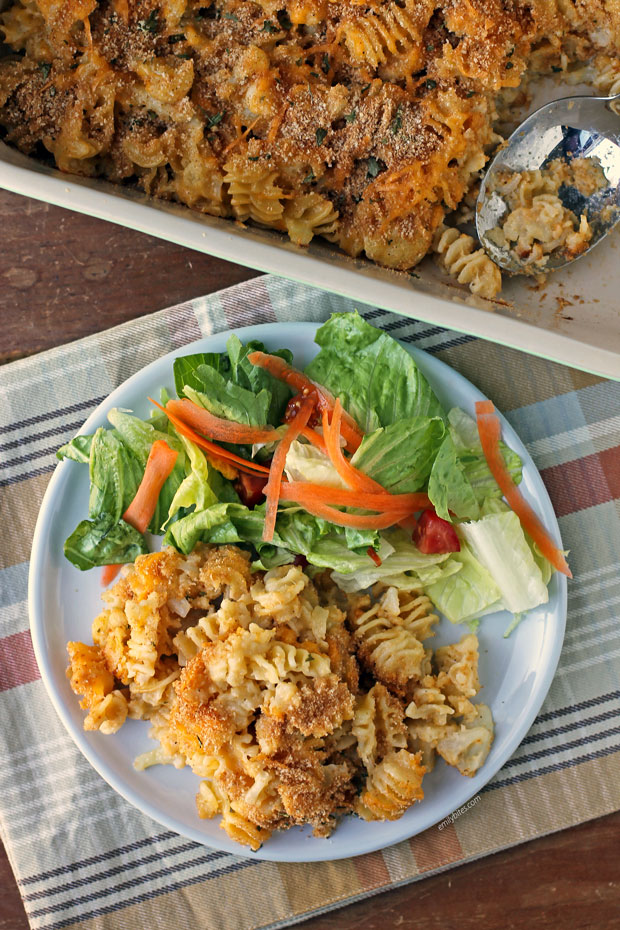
58, 312, 567, 629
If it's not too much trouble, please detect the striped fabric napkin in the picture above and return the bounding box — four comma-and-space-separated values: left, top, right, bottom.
1, 276, 619, 930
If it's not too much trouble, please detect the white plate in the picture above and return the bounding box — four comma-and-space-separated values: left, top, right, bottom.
29, 322, 567, 862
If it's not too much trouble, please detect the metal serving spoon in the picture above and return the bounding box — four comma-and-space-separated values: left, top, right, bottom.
476, 93, 620, 274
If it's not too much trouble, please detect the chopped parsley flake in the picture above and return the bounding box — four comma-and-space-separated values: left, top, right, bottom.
315, 127, 327, 146
345, 109, 356, 123
425, 78, 437, 89
223, 10, 239, 20
321, 53, 330, 74
391, 104, 402, 134
169, 33, 186, 43
262, 19, 277, 32
366, 156, 385, 179
38, 62, 52, 80
138, 9, 160, 33
207, 111, 224, 127
302, 169, 315, 184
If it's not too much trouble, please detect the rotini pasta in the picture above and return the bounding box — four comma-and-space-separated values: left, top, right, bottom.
433, 226, 502, 299
65, 544, 494, 849
1, 0, 617, 298
484, 157, 609, 272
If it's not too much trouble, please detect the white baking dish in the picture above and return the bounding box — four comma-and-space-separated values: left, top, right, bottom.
1, 77, 618, 378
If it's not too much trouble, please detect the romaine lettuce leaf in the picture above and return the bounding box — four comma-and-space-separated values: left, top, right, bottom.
184, 375, 271, 428
424, 544, 502, 624
351, 416, 445, 493
106, 408, 186, 533
329, 529, 460, 591
165, 501, 331, 557
226, 335, 293, 425
165, 433, 219, 527
57, 434, 94, 464
428, 409, 524, 522
88, 427, 143, 523
284, 440, 346, 488
428, 434, 480, 522
173, 336, 293, 426
173, 351, 225, 397
448, 408, 522, 500
458, 511, 550, 614
305, 311, 444, 431
64, 512, 148, 570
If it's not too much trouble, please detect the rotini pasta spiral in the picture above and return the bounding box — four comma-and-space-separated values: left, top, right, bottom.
349, 595, 431, 694
355, 749, 425, 821
283, 193, 339, 245
223, 157, 286, 228
433, 226, 502, 299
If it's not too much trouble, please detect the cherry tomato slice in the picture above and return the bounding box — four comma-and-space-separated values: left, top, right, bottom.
235, 471, 268, 508
413, 508, 461, 554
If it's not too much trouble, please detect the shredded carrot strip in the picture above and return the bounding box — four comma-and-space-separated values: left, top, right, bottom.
263, 395, 315, 542
367, 547, 382, 567
101, 564, 121, 587
285, 498, 409, 530
279, 481, 430, 512
166, 398, 277, 444
222, 116, 260, 156
300, 426, 328, 455
323, 402, 384, 494
150, 399, 269, 475
123, 440, 178, 535
267, 105, 288, 143
247, 351, 363, 452
475, 400, 572, 578
475, 399, 495, 416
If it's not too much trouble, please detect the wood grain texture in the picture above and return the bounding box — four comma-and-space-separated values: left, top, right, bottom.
0, 189, 258, 362
1, 189, 619, 930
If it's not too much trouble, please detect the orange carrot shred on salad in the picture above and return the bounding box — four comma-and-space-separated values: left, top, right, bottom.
263, 394, 316, 542
279, 481, 430, 513
248, 350, 364, 452
149, 399, 270, 475
323, 402, 385, 495
367, 547, 382, 567
165, 398, 277, 444
123, 439, 178, 535
283, 497, 410, 530
475, 400, 572, 578
300, 425, 328, 455
101, 563, 122, 587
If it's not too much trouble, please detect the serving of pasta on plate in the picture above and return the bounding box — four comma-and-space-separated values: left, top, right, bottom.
68, 544, 493, 851
0, 0, 619, 299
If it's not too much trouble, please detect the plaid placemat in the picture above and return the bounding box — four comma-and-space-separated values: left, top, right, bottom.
1, 276, 620, 930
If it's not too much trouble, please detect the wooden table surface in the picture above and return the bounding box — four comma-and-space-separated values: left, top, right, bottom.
1, 187, 619, 930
